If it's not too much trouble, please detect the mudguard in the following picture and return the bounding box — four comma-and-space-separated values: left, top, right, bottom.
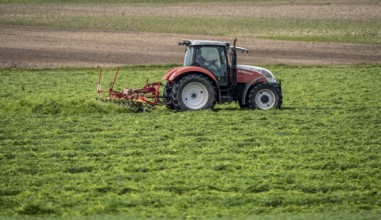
162, 66, 218, 83
240, 77, 267, 105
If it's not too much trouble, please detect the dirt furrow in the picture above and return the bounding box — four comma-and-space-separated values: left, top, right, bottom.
1, 25, 380, 68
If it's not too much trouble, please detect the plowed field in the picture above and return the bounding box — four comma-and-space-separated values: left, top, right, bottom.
1, 1, 380, 68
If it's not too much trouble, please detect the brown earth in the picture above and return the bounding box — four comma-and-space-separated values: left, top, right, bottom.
1, 25, 380, 68
1, 1, 380, 68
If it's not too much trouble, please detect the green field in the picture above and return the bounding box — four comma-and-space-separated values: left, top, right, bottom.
1, 0, 381, 219
1, 65, 381, 219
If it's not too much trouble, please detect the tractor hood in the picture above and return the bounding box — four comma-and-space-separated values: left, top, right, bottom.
237, 65, 277, 83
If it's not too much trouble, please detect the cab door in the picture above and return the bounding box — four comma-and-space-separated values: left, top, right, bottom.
195, 46, 229, 86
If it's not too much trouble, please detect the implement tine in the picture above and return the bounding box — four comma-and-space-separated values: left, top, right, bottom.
97, 68, 103, 97
111, 67, 120, 90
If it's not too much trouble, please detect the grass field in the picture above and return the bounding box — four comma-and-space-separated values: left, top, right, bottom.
1, 0, 381, 219
1, 65, 380, 219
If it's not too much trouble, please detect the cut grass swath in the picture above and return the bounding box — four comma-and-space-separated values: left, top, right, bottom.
0, 65, 380, 219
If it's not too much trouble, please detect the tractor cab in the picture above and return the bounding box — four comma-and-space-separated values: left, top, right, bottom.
182, 41, 230, 86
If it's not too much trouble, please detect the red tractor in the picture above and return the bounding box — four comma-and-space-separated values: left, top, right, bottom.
97, 39, 282, 111
162, 39, 282, 110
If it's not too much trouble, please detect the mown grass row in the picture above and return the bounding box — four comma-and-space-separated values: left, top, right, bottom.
0, 65, 380, 219
1, 4, 379, 44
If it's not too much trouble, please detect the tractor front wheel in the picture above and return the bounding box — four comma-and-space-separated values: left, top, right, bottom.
248, 82, 282, 110
172, 74, 216, 111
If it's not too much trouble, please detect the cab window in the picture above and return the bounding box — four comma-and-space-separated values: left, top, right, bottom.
195, 46, 228, 84
183, 47, 194, 66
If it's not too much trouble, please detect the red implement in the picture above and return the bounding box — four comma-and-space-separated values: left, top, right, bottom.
97, 67, 162, 106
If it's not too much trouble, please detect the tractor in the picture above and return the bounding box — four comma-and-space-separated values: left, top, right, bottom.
97, 39, 282, 111
162, 39, 282, 110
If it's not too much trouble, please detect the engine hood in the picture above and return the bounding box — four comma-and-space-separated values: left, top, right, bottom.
237, 65, 276, 83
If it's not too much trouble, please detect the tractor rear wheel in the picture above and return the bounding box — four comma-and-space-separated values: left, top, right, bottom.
248, 82, 282, 110
172, 74, 216, 111
163, 82, 175, 109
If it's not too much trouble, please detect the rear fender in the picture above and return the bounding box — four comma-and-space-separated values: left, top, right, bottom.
162, 66, 182, 81
163, 66, 218, 83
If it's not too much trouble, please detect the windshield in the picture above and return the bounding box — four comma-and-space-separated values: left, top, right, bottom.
183, 47, 194, 66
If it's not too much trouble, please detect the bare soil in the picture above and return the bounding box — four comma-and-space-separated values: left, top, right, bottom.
1, 1, 380, 68
1, 25, 380, 68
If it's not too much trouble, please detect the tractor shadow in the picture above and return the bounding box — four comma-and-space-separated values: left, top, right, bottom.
210, 106, 296, 112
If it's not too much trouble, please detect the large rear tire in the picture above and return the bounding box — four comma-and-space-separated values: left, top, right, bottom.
172, 74, 216, 111
248, 82, 282, 110
163, 82, 176, 109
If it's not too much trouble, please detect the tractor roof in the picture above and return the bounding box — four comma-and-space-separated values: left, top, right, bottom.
179, 39, 229, 47
179, 39, 249, 53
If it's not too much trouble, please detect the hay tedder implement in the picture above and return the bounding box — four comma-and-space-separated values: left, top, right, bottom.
97, 39, 282, 112
97, 67, 163, 112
